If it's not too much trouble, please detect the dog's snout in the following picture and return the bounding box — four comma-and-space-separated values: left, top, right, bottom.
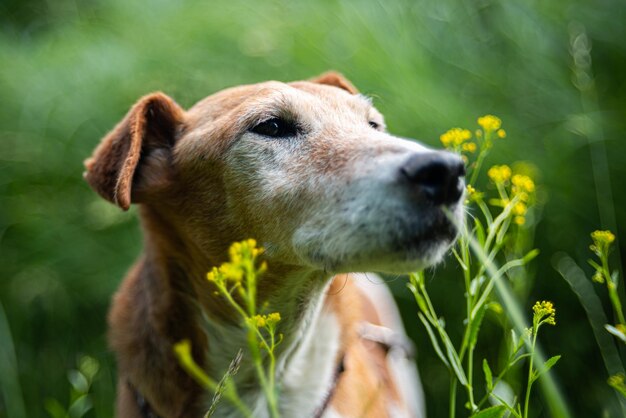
400, 152, 465, 205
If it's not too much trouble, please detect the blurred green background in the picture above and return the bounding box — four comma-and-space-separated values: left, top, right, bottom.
1, 0, 625, 417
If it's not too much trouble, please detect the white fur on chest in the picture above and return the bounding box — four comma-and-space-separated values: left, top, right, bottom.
275, 308, 341, 418
209, 302, 342, 418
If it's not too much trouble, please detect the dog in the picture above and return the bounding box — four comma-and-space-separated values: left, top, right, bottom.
84, 72, 465, 418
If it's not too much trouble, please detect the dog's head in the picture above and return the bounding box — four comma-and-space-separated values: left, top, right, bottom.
85, 73, 464, 274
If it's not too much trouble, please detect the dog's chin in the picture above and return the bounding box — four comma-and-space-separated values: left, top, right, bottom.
292, 200, 464, 275
336, 232, 457, 274
299, 213, 461, 275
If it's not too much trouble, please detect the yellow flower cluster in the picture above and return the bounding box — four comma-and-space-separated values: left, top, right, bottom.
229, 239, 264, 263
608, 373, 626, 388
533, 300, 556, 326
476, 115, 506, 139
250, 312, 281, 328
477, 115, 501, 131
440, 128, 472, 149
462, 142, 477, 153
465, 184, 484, 204
511, 174, 535, 225
592, 271, 605, 284
487, 166, 535, 225
591, 230, 616, 245
207, 239, 266, 285
487, 165, 512, 184
590, 229, 616, 257
512, 174, 535, 194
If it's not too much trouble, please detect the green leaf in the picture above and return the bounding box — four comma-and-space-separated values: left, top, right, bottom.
470, 405, 507, 418
439, 330, 468, 385
78, 356, 99, 383
522, 248, 540, 264
417, 313, 450, 368
531, 355, 561, 383
483, 359, 493, 392
452, 248, 468, 271
474, 218, 486, 247
495, 216, 511, 245
510, 329, 519, 357
409, 285, 429, 315
67, 370, 89, 394
67, 394, 92, 418
469, 303, 487, 347
44, 398, 68, 418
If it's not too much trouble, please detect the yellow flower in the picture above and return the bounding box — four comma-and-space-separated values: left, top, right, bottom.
608, 373, 626, 395
497, 129, 507, 138
592, 271, 605, 284
465, 184, 483, 204
461, 142, 477, 153
206, 268, 218, 283
206, 239, 265, 288
250, 312, 281, 329
590, 230, 616, 257
533, 301, 556, 326
218, 263, 244, 283
512, 174, 535, 193
591, 230, 615, 245
513, 202, 527, 216
514, 216, 526, 225
487, 165, 512, 184
267, 312, 281, 326
609, 374, 625, 385
477, 115, 502, 132
251, 314, 267, 328
440, 128, 472, 148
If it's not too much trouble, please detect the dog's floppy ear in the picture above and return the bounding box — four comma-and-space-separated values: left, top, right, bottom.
84, 92, 184, 210
311, 71, 359, 94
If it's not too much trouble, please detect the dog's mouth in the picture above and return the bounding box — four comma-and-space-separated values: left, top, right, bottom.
292, 200, 463, 274
376, 203, 461, 270
397, 206, 460, 250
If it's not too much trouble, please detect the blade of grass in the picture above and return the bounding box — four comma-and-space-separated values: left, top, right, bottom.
0, 301, 27, 418
553, 252, 626, 415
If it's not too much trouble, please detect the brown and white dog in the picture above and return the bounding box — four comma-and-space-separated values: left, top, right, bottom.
84, 73, 465, 418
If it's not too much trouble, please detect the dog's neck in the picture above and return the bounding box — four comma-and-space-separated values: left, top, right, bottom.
138, 205, 343, 417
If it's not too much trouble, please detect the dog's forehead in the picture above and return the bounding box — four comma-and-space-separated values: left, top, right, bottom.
186, 80, 375, 125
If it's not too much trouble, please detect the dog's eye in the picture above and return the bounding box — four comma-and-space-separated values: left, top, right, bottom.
368, 121, 380, 130
251, 118, 298, 138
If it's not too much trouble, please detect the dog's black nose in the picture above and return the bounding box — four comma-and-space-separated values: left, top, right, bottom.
400, 152, 466, 205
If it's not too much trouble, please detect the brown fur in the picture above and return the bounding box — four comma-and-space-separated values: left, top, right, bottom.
85, 72, 416, 417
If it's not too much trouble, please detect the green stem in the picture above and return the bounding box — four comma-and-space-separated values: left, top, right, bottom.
469, 136, 490, 186
603, 254, 626, 325
459, 237, 474, 360
467, 346, 476, 411
248, 328, 280, 418
523, 326, 538, 418
449, 377, 457, 418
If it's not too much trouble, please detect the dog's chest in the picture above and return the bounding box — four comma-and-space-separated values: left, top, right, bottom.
277, 309, 342, 418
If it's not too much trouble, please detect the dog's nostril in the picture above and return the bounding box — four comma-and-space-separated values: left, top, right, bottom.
400, 152, 465, 205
